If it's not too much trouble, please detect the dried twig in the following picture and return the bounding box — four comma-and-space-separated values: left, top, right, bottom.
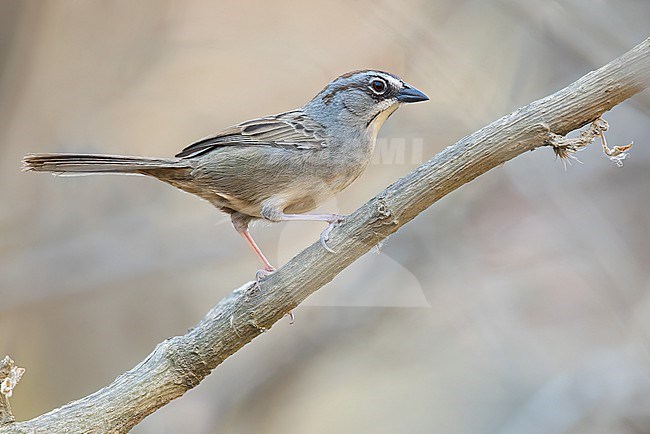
0, 356, 25, 425
548, 117, 634, 168
597, 120, 634, 167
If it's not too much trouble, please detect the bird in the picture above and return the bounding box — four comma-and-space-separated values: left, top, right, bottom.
23, 70, 428, 274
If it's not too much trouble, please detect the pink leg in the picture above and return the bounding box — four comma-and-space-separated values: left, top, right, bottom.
278, 213, 345, 253
278, 213, 342, 223
238, 227, 275, 272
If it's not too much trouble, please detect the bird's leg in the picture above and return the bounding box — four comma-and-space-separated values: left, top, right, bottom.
231, 214, 275, 290
239, 228, 275, 272
240, 228, 276, 292
277, 213, 346, 253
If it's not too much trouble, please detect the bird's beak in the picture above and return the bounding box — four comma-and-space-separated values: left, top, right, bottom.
396, 84, 429, 103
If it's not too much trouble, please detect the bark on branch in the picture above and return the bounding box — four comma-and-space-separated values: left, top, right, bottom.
4, 38, 650, 433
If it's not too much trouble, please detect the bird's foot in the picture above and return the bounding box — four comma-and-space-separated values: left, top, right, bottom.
250, 266, 276, 295
320, 215, 346, 253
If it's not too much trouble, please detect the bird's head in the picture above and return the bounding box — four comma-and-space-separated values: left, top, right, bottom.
305, 70, 428, 139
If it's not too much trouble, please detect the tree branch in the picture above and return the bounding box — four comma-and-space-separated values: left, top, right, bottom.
4, 38, 650, 433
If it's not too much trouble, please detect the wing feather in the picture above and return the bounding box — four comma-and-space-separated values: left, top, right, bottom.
176, 110, 327, 158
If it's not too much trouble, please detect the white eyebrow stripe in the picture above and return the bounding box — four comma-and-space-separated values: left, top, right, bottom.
380, 74, 402, 89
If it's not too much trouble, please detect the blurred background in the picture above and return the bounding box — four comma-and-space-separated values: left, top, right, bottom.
1, 1, 649, 433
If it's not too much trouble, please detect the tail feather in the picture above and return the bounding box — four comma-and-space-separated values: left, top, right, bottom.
22, 153, 189, 174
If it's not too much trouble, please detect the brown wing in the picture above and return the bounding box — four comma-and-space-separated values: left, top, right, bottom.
175, 110, 327, 158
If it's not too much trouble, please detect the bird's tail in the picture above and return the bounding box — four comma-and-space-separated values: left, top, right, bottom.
22, 153, 189, 175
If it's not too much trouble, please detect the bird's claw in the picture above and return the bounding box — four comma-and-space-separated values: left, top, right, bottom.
250, 266, 276, 294
320, 215, 345, 253
320, 227, 336, 253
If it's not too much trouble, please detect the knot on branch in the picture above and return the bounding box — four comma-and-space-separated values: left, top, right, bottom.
547, 118, 633, 168
372, 197, 398, 228
158, 338, 211, 390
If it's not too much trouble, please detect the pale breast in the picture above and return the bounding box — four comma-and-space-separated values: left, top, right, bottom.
187, 136, 375, 217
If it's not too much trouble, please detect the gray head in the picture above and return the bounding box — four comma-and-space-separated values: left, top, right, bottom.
303, 70, 429, 140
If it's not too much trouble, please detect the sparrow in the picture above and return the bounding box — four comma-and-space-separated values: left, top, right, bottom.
23, 70, 429, 273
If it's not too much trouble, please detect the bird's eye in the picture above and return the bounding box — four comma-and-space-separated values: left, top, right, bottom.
369, 78, 387, 94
